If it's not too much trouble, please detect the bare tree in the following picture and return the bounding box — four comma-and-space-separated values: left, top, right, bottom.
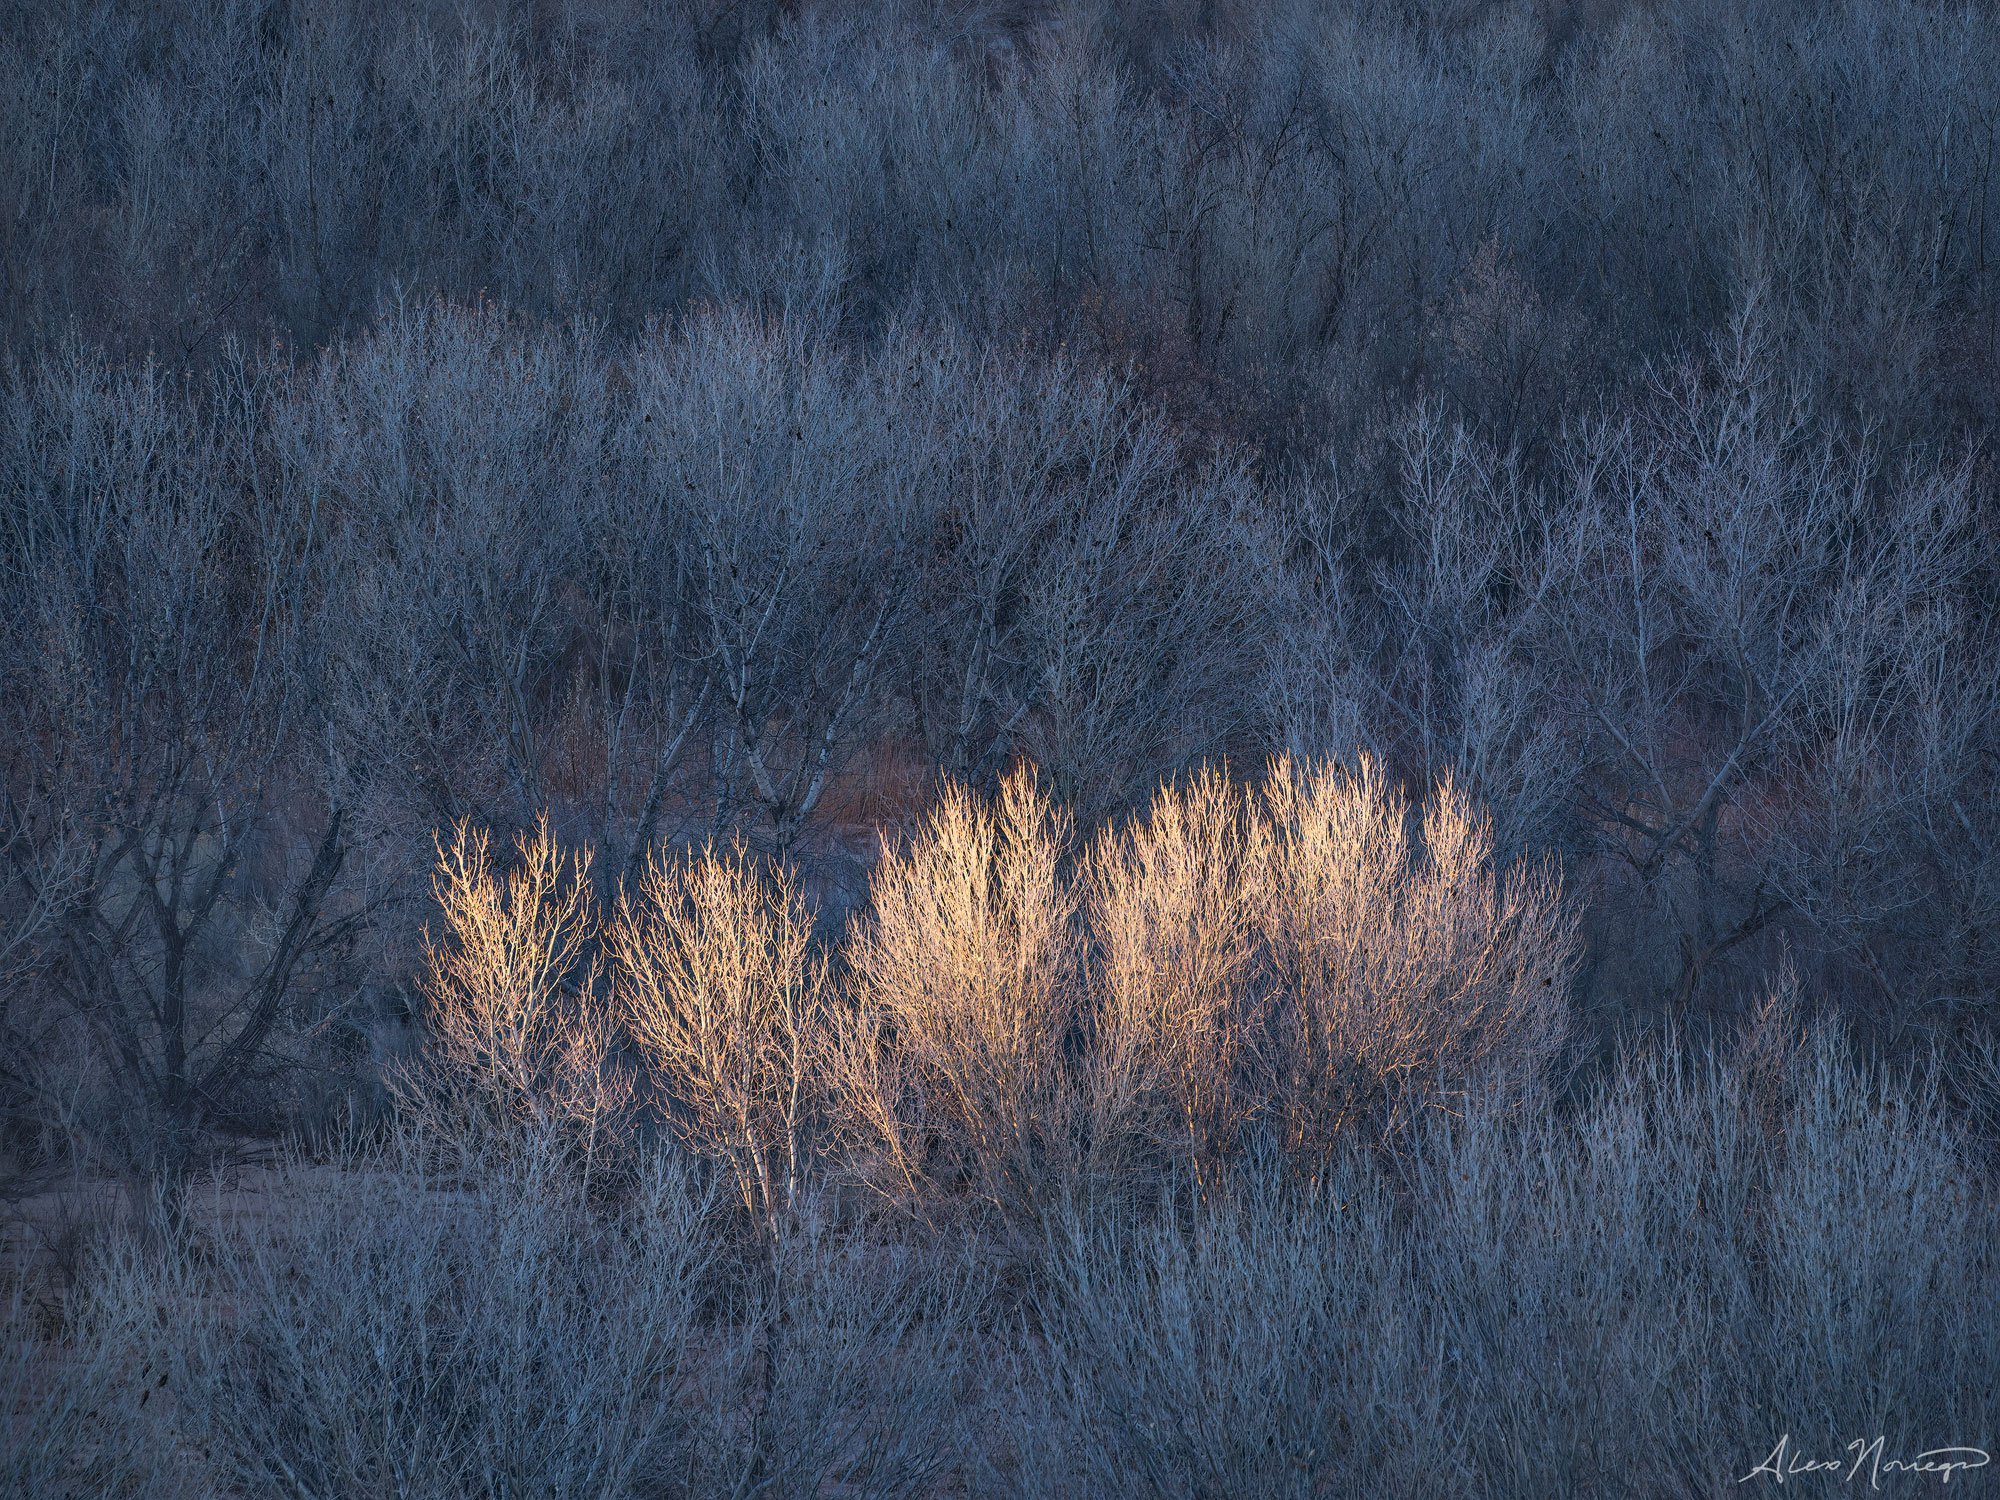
406, 818, 630, 1191
1084, 765, 1259, 1188
899, 340, 1261, 819
1257, 404, 1580, 861
835, 766, 1082, 1219
1005, 415, 1263, 827
631, 306, 931, 852
1539, 308, 1987, 1015
0, 351, 352, 1210
279, 301, 612, 838
614, 840, 828, 1239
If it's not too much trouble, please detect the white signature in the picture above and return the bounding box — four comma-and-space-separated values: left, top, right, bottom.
1742, 1435, 1990, 1487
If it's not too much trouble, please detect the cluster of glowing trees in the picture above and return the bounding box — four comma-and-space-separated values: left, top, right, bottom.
414, 757, 1575, 1222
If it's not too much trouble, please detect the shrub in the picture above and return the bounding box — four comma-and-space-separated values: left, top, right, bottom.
402, 819, 631, 1188
116, 1149, 713, 1500
835, 766, 1082, 1219
1252, 756, 1577, 1168
993, 1011, 2000, 1499
614, 841, 829, 1237
1, 1279, 183, 1500
823, 756, 1576, 1208
82, 1139, 980, 1500
1083, 766, 1260, 1187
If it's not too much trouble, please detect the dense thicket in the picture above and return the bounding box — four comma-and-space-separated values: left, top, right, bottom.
3, 1, 1999, 1492
7, 0, 2000, 450
11, 932, 2000, 1497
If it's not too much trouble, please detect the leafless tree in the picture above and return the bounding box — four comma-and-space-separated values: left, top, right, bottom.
631, 306, 932, 852
1257, 405, 1580, 861
0, 351, 353, 1209
904, 340, 1263, 821
1539, 308, 1989, 1015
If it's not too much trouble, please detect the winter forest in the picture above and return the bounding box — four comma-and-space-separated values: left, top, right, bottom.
4, 1, 2000, 1495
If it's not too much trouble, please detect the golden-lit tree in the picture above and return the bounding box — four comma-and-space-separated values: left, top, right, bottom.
1253, 756, 1576, 1169
410, 820, 628, 1188
837, 766, 1081, 1217
1085, 766, 1260, 1187
613, 841, 827, 1237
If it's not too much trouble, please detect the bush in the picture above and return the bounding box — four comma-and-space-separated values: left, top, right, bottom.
138, 1155, 711, 1500
84, 1138, 979, 1500
34, 1014, 1994, 1500
1, 1279, 183, 1500
614, 840, 829, 1236
413, 759, 1575, 1216
1084, 766, 1259, 1186
995, 1008, 2000, 1499
400, 819, 632, 1190
836, 767, 1084, 1219
1252, 756, 1577, 1167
